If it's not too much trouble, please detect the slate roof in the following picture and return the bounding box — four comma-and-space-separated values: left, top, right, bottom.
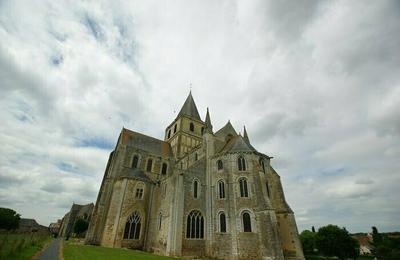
119, 167, 153, 183
177, 91, 201, 120
215, 121, 237, 139
121, 128, 173, 157
218, 135, 257, 154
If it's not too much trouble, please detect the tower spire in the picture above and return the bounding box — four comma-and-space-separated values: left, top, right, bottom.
177, 91, 201, 120
205, 107, 213, 133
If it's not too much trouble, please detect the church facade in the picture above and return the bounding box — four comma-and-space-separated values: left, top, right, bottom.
85, 93, 304, 260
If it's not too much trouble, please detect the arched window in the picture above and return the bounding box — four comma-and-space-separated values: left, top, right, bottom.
242, 212, 252, 232
238, 156, 246, 171
186, 210, 204, 239
239, 178, 248, 197
146, 159, 153, 172
201, 127, 204, 135
219, 212, 226, 233
195, 153, 198, 161
266, 181, 270, 197
174, 124, 177, 133
259, 158, 265, 173
217, 160, 223, 170
167, 129, 171, 139
158, 213, 162, 230
193, 180, 199, 198
123, 211, 141, 239
190, 122, 194, 132
132, 155, 139, 169
161, 163, 168, 175
218, 180, 225, 199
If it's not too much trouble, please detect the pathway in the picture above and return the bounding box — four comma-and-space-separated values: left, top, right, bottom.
37, 237, 62, 260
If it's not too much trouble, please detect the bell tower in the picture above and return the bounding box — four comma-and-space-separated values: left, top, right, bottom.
165, 92, 205, 159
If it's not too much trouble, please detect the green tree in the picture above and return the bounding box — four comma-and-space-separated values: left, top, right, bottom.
73, 218, 89, 235
0, 207, 21, 230
315, 224, 359, 260
300, 230, 316, 255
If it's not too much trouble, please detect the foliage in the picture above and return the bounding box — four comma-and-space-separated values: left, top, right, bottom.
300, 230, 316, 255
370, 227, 400, 260
0, 208, 21, 230
64, 242, 177, 260
314, 224, 359, 260
0, 233, 51, 259
73, 219, 89, 235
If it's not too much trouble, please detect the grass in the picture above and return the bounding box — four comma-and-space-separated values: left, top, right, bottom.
63, 241, 178, 260
306, 255, 375, 260
0, 232, 52, 260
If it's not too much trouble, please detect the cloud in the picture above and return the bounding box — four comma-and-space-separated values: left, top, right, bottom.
0, 0, 399, 233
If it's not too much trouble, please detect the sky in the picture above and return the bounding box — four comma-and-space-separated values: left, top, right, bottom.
0, 0, 399, 233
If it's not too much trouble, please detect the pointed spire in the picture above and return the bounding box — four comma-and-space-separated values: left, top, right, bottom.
177, 91, 201, 120
243, 125, 250, 143
205, 107, 213, 133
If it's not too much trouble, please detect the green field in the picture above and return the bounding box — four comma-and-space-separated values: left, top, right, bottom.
0, 233, 51, 260
64, 242, 178, 260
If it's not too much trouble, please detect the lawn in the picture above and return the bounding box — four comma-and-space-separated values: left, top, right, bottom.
0, 232, 52, 260
64, 242, 178, 260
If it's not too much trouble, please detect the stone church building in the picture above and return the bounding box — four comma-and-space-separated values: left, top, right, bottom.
85, 93, 304, 260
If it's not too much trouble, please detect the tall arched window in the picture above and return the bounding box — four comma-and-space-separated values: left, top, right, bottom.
219, 212, 226, 233
146, 159, 153, 172
186, 210, 204, 239
218, 180, 225, 199
167, 129, 171, 139
266, 181, 270, 197
132, 155, 139, 169
158, 212, 162, 230
193, 180, 199, 198
174, 124, 177, 133
239, 178, 248, 197
201, 127, 204, 135
161, 163, 168, 175
195, 153, 198, 161
123, 211, 141, 239
217, 160, 223, 170
242, 212, 252, 232
189, 122, 194, 132
238, 156, 246, 171
259, 158, 265, 173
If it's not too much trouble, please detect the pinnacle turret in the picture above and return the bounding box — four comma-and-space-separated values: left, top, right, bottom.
205, 107, 213, 133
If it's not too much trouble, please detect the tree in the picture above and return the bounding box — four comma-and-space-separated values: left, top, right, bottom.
312, 226, 316, 233
73, 218, 89, 235
372, 226, 383, 244
315, 224, 359, 260
300, 230, 316, 255
0, 207, 21, 230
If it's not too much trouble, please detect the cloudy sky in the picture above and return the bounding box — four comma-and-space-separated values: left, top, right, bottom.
1, 0, 399, 233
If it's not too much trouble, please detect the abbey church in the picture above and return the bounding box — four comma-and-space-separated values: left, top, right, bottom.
85, 93, 304, 260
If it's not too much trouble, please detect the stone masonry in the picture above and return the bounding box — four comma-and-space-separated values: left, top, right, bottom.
85, 92, 305, 260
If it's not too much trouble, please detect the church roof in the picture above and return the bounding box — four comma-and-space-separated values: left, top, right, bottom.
218, 135, 257, 154
120, 167, 153, 183
215, 120, 237, 139
177, 91, 201, 120
121, 128, 173, 157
